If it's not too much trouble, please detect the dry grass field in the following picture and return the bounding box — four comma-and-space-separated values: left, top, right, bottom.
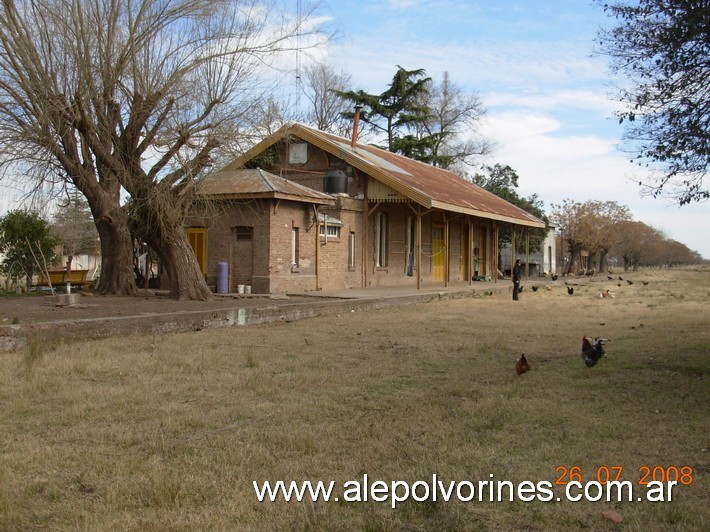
1, 268, 708, 531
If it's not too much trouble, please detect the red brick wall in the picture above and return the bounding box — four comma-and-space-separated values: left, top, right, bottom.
192, 136, 496, 293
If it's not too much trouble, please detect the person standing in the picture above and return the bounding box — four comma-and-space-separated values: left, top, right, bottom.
512, 259, 522, 301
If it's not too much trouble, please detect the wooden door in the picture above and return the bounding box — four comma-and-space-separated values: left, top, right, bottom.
478, 229, 488, 275
186, 228, 207, 276
233, 226, 254, 289
432, 224, 445, 281
461, 223, 470, 280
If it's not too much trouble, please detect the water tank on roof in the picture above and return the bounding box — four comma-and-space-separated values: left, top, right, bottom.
324, 169, 348, 194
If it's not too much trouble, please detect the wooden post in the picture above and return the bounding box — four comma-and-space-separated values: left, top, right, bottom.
496, 220, 500, 283
444, 213, 449, 287
65, 256, 72, 294
417, 205, 422, 290
315, 208, 320, 291
363, 181, 369, 288
511, 225, 515, 277
468, 217, 473, 286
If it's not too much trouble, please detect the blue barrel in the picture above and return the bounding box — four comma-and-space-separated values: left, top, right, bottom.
216, 262, 229, 293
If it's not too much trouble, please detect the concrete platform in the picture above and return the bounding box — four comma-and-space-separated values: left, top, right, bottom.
0, 280, 521, 352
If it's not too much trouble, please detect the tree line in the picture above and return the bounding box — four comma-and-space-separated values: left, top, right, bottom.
550, 199, 703, 274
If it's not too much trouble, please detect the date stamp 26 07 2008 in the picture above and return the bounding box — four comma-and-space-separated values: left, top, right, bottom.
555, 465, 695, 487
554, 465, 694, 503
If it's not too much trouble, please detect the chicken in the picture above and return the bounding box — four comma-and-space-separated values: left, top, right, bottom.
642, 280, 649, 285
599, 289, 615, 299
581, 336, 608, 367
551, 274, 558, 281
627, 279, 634, 285
567, 286, 574, 295
516, 354, 531, 375
607, 275, 613, 280
532, 285, 539, 292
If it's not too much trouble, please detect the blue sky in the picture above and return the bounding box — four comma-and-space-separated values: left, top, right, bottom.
0, 0, 706, 259
315, 0, 709, 259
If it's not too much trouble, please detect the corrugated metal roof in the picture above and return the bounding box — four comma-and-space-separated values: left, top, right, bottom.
224, 123, 546, 228
198, 167, 335, 205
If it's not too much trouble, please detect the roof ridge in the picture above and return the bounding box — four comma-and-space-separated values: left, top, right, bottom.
257, 167, 277, 192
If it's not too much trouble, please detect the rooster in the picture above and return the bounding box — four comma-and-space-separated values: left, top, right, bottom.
516, 354, 531, 375
567, 286, 574, 295
581, 336, 608, 367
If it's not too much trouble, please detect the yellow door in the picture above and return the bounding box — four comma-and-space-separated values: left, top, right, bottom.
461, 224, 470, 280
478, 229, 487, 275
432, 224, 445, 281
186, 228, 207, 276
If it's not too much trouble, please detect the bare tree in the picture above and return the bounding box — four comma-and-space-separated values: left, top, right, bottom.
0, 0, 327, 299
300, 62, 352, 136
51, 189, 98, 259
416, 72, 495, 170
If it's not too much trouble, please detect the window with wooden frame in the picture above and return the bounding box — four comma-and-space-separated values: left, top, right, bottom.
319, 224, 341, 239
235, 226, 253, 241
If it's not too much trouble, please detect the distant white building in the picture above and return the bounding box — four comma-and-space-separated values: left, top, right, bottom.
499, 223, 557, 277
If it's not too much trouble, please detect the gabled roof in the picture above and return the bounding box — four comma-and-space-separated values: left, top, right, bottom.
224, 123, 545, 228
198, 167, 335, 205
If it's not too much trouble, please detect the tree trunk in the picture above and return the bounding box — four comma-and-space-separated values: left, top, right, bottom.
145, 224, 213, 301
94, 207, 138, 296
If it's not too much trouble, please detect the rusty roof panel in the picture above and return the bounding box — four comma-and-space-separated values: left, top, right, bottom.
221, 123, 546, 228
198, 168, 335, 205
300, 126, 545, 227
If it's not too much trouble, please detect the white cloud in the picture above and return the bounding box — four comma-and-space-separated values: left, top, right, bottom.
304, 1, 710, 258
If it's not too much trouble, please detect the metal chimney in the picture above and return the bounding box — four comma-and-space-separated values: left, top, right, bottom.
351, 105, 362, 148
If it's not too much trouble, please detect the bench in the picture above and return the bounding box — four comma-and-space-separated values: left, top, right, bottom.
36, 269, 89, 288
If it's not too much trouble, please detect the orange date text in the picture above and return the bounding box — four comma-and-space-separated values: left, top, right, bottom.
555, 465, 694, 486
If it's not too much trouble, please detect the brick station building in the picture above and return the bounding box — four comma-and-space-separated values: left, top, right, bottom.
188, 122, 545, 294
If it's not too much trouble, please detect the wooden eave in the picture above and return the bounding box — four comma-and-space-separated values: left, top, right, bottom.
201, 191, 334, 205
429, 200, 545, 228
